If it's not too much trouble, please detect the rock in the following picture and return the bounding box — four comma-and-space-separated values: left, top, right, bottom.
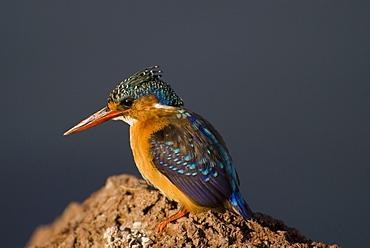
27, 174, 341, 248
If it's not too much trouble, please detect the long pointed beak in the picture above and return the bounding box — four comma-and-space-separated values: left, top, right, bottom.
64, 106, 124, 135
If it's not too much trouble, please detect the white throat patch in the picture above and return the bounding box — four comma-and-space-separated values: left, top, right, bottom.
112, 115, 137, 126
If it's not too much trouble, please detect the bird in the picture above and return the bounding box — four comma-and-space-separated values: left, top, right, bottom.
64, 66, 253, 231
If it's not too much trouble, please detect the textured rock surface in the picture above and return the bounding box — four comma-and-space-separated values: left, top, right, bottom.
27, 174, 341, 248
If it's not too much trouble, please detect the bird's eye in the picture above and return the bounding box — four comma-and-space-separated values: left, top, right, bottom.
121, 98, 134, 107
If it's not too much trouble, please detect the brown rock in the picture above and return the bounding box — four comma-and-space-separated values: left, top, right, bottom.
27, 174, 341, 248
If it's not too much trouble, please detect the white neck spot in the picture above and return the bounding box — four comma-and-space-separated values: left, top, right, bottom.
153, 103, 175, 110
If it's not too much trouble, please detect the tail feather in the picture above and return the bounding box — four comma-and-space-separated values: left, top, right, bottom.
229, 191, 253, 221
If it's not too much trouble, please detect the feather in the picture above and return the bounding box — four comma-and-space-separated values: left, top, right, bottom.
150, 109, 238, 208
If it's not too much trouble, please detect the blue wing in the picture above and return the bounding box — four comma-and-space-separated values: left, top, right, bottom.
150, 109, 251, 219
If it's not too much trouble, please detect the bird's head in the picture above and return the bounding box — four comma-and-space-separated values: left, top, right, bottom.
64, 66, 183, 135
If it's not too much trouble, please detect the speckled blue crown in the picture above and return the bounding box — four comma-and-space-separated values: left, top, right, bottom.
108, 66, 184, 106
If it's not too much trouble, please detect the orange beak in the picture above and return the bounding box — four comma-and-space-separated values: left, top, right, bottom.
64, 106, 125, 135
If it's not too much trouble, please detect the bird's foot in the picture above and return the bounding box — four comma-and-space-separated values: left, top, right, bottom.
156, 207, 188, 232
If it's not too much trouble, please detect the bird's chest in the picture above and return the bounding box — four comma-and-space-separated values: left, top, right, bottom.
129, 119, 168, 186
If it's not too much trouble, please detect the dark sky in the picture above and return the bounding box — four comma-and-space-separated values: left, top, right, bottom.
1, 2, 369, 247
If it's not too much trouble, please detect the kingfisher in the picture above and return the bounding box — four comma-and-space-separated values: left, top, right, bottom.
64, 66, 253, 231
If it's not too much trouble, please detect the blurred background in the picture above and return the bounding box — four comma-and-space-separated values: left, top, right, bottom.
1, 2, 369, 247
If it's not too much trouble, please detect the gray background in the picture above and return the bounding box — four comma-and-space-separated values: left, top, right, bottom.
1, 2, 369, 247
